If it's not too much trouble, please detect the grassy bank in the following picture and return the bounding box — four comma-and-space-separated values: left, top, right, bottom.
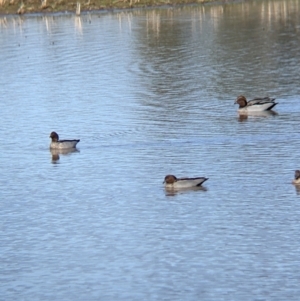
0, 0, 219, 15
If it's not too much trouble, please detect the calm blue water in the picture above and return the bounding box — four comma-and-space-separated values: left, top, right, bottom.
1, 0, 300, 300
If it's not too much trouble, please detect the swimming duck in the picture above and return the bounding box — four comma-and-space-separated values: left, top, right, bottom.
49, 131, 80, 149
235, 95, 277, 112
163, 174, 208, 189
292, 170, 300, 184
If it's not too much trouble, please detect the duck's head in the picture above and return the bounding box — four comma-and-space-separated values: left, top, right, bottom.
235, 95, 248, 108
50, 131, 59, 142
295, 170, 300, 180
163, 175, 177, 184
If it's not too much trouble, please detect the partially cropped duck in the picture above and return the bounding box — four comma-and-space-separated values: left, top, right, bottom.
49, 131, 80, 149
235, 95, 277, 112
292, 170, 300, 185
163, 174, 208, 189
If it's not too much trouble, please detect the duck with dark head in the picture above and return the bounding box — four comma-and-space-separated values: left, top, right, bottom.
163, 174, 208, 189
49, 131, 80, 149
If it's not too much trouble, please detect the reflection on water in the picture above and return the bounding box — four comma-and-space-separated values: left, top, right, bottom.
1, 1, 300, 301
1, 0, 299, 35
293, 183, 300, 195
165, 185, 208, 196
74, 16, 82, 34
50, 148, 79, 163
237, 110, 279, 122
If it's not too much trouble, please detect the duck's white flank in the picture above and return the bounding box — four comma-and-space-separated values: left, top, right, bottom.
163, 175, 208, 189
49, 131, 80, 149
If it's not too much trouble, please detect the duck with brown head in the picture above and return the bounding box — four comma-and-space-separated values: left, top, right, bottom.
292, 170, 300, 185
163, 174, 208, 189
49, 131, 80, 149
235, 95, 277, 113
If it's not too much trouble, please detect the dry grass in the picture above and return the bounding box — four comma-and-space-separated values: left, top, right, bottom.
0, 0, 216, 14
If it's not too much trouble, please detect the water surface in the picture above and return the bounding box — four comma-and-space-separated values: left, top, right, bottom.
1, 0, 300, 300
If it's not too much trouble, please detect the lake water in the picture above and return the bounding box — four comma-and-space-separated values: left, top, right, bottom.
1, 0, 300, 300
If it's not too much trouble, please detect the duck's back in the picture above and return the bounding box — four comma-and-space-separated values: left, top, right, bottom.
174, 177, 208, 188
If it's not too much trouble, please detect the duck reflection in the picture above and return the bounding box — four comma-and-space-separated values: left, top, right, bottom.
237, 110, 278, 122
165, 186, 207, 196
294, 184, 300, 195
50, 148, 79, 163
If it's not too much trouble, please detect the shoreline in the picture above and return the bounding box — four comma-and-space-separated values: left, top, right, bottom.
0, 0, 235, 16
